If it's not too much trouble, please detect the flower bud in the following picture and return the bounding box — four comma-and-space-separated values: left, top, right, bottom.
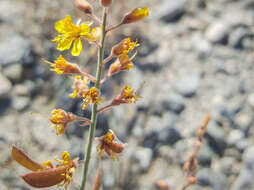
122, 7, 149, 24
75, 0, 93, 14
100, 0, 112, 7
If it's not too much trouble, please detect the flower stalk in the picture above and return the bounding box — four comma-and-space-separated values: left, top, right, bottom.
80, 8, 107, 190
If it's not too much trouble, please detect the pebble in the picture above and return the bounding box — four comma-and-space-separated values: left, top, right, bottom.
3, 64, 23, 82
0, 73, 12, 98
247, 93, 254, 108
132, 147, 153, 172
157, 0, 187, 23
160, 92, 185, 114
227, 129, 245, 147
0, 35, 33, 66
174, 75, 201, 97
205, 21, 231, 44
229, 26, 250, 49
11, 96, 30, 112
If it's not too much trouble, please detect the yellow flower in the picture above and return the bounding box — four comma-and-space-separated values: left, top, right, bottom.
52, 15, 93, 56
111, 37, 139, 57
122, 7, 149, 24
96, 130, 124, 161
112, 85, 141, 106
43, 55, 81, 75
82, 87, 103, 110
69, 75, 90, 99
49, 109, 75, 135
91, 27, 102, 41
55, 151, 71, 166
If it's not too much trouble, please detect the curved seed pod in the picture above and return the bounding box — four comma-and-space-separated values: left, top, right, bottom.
11, 146, 44, 171
108, 142, 124, 153
21, 166, 67, 188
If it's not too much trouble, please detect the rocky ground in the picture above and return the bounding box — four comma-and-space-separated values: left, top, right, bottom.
0, 0, 254, 190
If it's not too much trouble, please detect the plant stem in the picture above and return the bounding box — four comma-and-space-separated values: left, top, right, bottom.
80, 8, 107, 190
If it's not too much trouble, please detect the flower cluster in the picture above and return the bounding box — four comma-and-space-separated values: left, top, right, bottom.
14, 0, 149, 189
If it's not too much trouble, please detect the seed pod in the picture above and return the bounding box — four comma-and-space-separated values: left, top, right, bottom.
21, 166, 67, 188
75, 0, 93, 14
11, 146, 44, 171
108, 142, 124, 153
101, 0, 112, 7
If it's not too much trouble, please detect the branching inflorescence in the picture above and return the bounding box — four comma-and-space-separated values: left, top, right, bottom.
12, 0, 149, 190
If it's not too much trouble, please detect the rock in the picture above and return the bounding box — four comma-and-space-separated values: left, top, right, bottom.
247, 93, 254, 108
0, 35, 33, 66
157, 0, 187, 23
159, 92, 185, 114
143, 116, 181, 149
205, 21, 231, 44
2, 64, 22, 82
227, 129, 244, 147
174, 75, 200, 97
229, 26, 250, 49
192, 33, 212, 60
132, 147, 153, 172
0, 74, 12, 98
234, 113, 252, 133
205, 121, 227, 156
232, 146, 254, 190
197, 168, 228, 190
197, 144, 215, 166
12, 84, 30, 97
11, 96, 30, 112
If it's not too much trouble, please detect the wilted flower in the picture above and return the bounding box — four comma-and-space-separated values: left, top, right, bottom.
49, 109, 75, 135
82, 87, 103, 110
69, 75, 90, 99
122, 7, 149, 24
75, 0, 93, 14
107, 53, 136, 77
96, 130, 124, 161
52, 15, 93, 56
43, 55, 81, 75
112, 85, 141, 105
11, 146, 78, 188
111, 37, 139, 57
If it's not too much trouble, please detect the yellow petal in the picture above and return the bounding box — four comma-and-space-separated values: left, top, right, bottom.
80, 24, 90, 35
55, 15, 76, 33
72, 38, 83, 56
57, 38, 74, 51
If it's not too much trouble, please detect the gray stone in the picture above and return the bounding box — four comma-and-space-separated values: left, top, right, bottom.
174, 75, 200, 97
227, 129, 245, 146
234, 113, 252, 132
160, 93, 185, 114
205, 21, 231, 44
11, 96, 30, 111
192, 33, 212, 60
205, 121, 227, 156
197, 144, 215, 166
157, 0, 186, 23
229, 27, 250, 49
232, 146, 254, 190
3, 64, 22, 82
132, 147, 153, 172
12, 84, 30, 97
0, 35, 33, 66
247, 93, 254, 108
197, 168, 228, 190
0, 74, 12, 98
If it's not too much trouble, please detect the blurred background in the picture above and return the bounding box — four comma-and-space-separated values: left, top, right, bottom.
0, 0, 254, 190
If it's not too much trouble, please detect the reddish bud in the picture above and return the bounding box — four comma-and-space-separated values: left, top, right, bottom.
100, 0, 112, 7
75, 0, 93, 14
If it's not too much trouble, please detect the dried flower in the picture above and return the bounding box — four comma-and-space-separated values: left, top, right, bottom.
75, 0, 93, 14
82, 87, 103, 110
122, 7, 149, 24
96, 130, 124, 161
91, 27, 102, 41
100, 0, 112, 7
69, 75, 90, 99
111, 37, 139, 57
112, 85, 141, 105
43, 55, 81, 75
49, 109, 75, 135
52, 15, 93, 56
107, 53, 136, 77
12, 146, 78, 188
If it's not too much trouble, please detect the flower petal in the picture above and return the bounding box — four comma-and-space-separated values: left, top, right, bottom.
55, 15, 76, 33
57, 37, 74, 51
72, 38, 83, 56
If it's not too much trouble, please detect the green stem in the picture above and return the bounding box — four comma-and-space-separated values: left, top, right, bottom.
80, 8, 107, 190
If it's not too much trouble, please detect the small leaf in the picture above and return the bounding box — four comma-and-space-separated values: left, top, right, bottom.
11, 146, 44, 171
21, 166, 67, 188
